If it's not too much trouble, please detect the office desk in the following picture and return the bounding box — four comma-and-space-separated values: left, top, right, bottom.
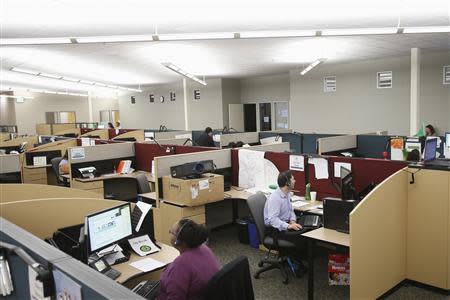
114, 243, 179, 287
71, 171, 155, 194
22, 164, 57, 185
302, 228, 350, 300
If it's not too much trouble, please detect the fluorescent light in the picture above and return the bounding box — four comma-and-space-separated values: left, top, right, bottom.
62, 76, 80, 82
94, 82, 107, 87
0, 95, 34, 100
300, 58, 327, 76
79, 80, 95, 85
76, 35, 155, 43
0, 37, 71, 45
162, 62, 207, 86
39, 72, 62, 79
10, 67, 39, 75
322, 27, 397, 36
240, 30, 316, 38
158, 32, 234, 41
403, 26, 450, 34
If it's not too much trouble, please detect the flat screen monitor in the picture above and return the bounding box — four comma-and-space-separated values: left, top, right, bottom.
424, 138, 437, 162
445, 132, 450, 148
86, 203, 132, 254
340, 167, 357, 200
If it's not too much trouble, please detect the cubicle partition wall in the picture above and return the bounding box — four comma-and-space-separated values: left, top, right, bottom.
108, 128, 140, 139
350, 169, 408, 299
230, 144, 306, 194
356, 134, 391, 158
308, 156, 407, 199
0, 154, 21, 183
219, 132, 259, 148
317, 135, 357, 155
80, 129, 109, 140
302, 133, 342, 154
0, 136, 38, 152
112, 130, 145, 142
259, 132, 302, 153
154, 130, 191, 140
135, 143, 175, 172
53, 128, 81, 137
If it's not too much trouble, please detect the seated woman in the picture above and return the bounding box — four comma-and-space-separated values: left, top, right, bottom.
58, 151, 69, 175
158, 219, 219, 300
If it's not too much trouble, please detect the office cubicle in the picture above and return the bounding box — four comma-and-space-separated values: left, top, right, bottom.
0, 154, 22, 183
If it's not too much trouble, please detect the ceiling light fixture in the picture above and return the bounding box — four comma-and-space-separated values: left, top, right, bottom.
1, 26, 449, 45
0, 95, 34, 100
300, 58, 327, 76
9, 67, 142, 92
162, 62, 207, 86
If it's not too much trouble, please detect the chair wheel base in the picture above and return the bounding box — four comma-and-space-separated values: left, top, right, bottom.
254, 274, 260, 279
258, 261, 264, 267
282, 278, 289, 284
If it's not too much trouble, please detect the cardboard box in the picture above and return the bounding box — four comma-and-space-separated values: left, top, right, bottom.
162, 173, 224, 206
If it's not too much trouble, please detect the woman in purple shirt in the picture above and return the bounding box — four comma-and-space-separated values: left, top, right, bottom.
158, 219, 220, 300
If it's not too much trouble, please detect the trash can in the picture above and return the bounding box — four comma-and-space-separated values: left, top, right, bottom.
247, 219, 260, 249
236, 218, 249, 244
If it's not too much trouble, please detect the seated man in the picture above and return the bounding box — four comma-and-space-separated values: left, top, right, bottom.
59, 151, 69, 175
264, 171, 307, 267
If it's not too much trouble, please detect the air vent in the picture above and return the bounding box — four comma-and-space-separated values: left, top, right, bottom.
323, 76, 336, 92
443, 66, 450, 85
377, 71, 392, 89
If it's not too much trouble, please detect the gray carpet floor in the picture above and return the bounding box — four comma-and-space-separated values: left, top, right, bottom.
208, 226, 449, 300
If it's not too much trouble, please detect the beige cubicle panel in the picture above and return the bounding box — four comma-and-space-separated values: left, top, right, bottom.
219, 132, 259, 148
0, 197, 125, 239
52, 123, 76, 134
80, 129, 109, 139
0, 154, 21, 174
27, 138, 77, 154
36, 124, 52, 135
53, 127, 81, 137
245, 142, 290, 152
0, 133, 11, 142
0, 136, 38, 150
406, 168, 449, 289
0, 184, 101, 203
113, 130, 144, 142
154, 131, 191, 140
350, 169, 408, 299
317, 135, 357, 155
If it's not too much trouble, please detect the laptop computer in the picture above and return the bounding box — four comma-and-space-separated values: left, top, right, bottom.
422, 138, 450, 169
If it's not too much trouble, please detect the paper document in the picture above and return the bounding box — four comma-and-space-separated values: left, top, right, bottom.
238, 149, 265, 188
289, 155, 304, 171
309, 158, 329, 179
104, 251, 126, 266
135, 201, 152, 232
81, 137, 90, 146
334, 162, 352, 177
98, 244, 123, 257
292, 201, 311, 209
291, 195, 305, 202
53, 269, 82, 300
29, 266, 50, 300
130, 257, 166, 272
245, 187, 274, 195
128, 235, 160, 256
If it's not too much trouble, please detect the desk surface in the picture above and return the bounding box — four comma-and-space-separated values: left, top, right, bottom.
302, 227, 349, 247
139, 192, 157, 200
114, 243, 179, 284
24, 164, 51, 169
74, 171, 155, 183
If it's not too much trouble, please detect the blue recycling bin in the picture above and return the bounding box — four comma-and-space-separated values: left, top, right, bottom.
247, 220, 260, 249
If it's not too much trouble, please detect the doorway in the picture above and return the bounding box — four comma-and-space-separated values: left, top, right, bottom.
259, 102, 272, 131
244, 104, 257, 132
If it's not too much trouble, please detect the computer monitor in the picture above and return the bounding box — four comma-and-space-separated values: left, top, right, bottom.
424, 138, 437, 162
86, 203, 133, 254
340, 167, 357, 200
445, 132, 450, 148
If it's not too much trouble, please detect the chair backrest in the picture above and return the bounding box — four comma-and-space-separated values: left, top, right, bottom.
204, 256, 255, 300
246, 192, 267, 241
135, 173, 151, 194
103, 177, 138, 201
50, 157, 62, 182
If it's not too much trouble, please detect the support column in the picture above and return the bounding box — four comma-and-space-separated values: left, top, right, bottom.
88, 92, 93, 122
410, 48, 421, 136
183, 78, 189, 130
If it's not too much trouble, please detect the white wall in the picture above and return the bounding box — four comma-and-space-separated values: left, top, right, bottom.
15, 92, 90, 135
187, 79, 223, 130
0, 98, 16, 125
221, 79, 241, 128
419, 51, 450, 134
290, 56, 411, 135
91, 96, 119, 123
241, 73, 290, 103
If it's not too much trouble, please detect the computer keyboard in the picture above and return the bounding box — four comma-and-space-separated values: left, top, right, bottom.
132, 280, 160, 299
104, 268, 121, 280
298, 215, 320, 227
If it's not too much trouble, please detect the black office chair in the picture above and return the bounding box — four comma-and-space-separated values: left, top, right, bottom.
136, 173, 151, 194
50, 157, 68, 187
247, 192, 296, 284
104, 177, 139, 202
204, 256, 255, 300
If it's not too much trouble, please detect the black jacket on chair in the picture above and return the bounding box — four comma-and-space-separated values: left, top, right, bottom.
204, 256, 255, 300
196, 132, 215, 147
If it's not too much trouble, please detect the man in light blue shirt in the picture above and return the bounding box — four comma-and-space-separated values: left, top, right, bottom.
264, 171, 302, 232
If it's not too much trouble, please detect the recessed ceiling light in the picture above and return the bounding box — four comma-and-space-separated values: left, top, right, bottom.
300, 58, 327, 76
403, 26, 450, 34
162, 62, 207, 86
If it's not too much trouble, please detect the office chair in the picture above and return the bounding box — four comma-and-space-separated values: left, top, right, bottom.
136, 173, 151, 194
247, 192, 296, 284
104, 177, 139, 202
50, 157, 69, 187
204, 256, 255, 300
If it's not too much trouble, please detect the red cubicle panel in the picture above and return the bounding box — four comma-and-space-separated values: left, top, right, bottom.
174, 145, 217, 154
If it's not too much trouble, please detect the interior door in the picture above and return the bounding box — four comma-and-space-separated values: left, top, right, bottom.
259, 102, 272, 131
274, 102, 289, 129
228, 104, 244, 132
244, 104, 257, 132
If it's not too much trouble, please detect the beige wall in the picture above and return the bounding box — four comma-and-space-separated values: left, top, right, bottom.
290, 55, 411, 135
0, 98, 17, 126
241, 73, 290, 103
419, 52, 450, 135
221, 79, 241, 128
91, 96, 119, 123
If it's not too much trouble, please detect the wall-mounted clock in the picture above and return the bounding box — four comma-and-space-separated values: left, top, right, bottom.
159, 95, 165, 103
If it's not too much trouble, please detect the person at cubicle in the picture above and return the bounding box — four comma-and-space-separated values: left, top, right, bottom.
264, 171, 308, 263
425, 124, 436, 137
108, 122, 114, 129
116, 121, 122, 129
196, 127, 215, 147
158, 219, 219, 300
58, 151, 69, 175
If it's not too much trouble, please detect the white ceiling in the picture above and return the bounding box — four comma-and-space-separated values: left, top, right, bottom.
0, 0, 449, 93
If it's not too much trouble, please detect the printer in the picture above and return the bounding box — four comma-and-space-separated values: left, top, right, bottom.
78, 167, 97, 179
323, 197, 357, 234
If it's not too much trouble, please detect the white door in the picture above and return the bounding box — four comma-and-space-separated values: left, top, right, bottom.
228, 104, 244, 132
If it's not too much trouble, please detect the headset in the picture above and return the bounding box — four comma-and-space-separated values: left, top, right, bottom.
175, 220, 192, 245
281, 171, 294, 189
